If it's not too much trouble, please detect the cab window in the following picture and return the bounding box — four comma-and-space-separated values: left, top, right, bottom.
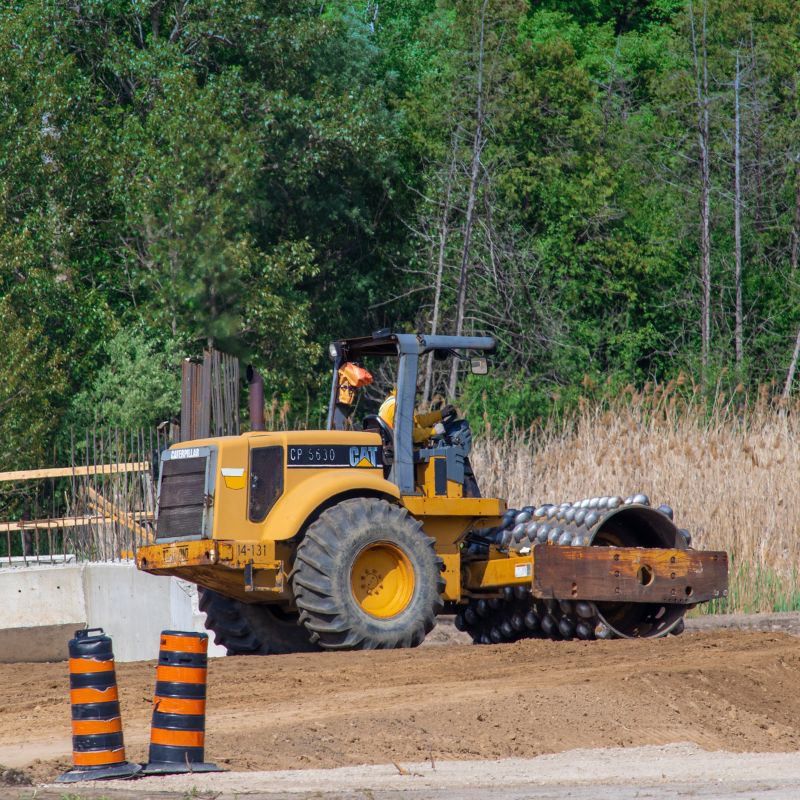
249, 446, 284, 522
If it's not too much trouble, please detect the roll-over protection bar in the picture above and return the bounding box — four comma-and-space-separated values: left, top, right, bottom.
326, 331, 497, 494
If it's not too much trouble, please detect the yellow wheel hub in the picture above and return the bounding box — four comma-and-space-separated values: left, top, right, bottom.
351, 541, 415, 619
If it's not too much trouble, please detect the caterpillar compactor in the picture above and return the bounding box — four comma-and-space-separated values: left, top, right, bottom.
136, 332, 728, 654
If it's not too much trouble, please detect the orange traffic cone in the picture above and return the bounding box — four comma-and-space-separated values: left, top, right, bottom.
142, 630, 221, 774
57, 628, 141, 782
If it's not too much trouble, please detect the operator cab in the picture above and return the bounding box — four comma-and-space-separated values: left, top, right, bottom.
325, 330, 495, 500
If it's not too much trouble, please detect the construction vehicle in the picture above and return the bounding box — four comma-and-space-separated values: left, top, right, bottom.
136, 331, 728, 654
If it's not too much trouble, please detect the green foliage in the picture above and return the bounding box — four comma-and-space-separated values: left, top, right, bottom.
0, 300, 67, 469
66, 328, 181, 431
700, 561, 800, 615
3, 0, 800, 462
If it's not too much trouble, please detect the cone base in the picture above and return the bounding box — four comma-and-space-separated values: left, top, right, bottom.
141, 761, 222, 775
56, 762, 142, 783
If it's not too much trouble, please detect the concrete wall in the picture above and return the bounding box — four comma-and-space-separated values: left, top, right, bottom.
0, 562, 227, 662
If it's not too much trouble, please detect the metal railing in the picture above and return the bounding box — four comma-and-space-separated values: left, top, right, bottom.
1, 348, 241, 566
0, 426, 167, 565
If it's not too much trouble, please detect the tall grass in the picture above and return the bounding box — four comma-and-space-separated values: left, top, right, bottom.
471, 381, 800, 614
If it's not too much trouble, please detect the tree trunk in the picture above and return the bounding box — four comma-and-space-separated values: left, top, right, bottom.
748, 31, 765, 232
448, 0, 489, 399
782, 326, 800, 400
733, 50, 743, 366
790, 162, 800, 271
423, 136, 458, 406
690, 0, 712, 384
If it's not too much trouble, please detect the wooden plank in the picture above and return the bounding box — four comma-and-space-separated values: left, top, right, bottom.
0, 516, 112, 532
0, 509, 154, 533
0, 462, 150, 482
532, 545, 728, 605
85, 487, 154, 542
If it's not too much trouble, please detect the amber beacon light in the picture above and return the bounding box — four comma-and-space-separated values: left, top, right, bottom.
58, 628, 141, 783
142, 630, 221, 774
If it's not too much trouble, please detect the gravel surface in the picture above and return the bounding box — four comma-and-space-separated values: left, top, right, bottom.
16, 743, 800, 799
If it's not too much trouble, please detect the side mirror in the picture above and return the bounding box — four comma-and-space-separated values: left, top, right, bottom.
470, 358, 488, 375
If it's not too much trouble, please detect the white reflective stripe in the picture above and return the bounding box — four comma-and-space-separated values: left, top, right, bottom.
514, 563, 532, 578
171, 448, 200, 459
220, 467, 245, 477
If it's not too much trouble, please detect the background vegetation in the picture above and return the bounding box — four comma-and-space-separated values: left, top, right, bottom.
474, 383, 800, 614
2, 0, 800, 612
3, 0, 800, 452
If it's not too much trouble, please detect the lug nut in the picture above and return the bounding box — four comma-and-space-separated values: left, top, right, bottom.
536, 525, 550, 544
558, 616, 576, 639
657, 504, 674, 520
595, 622, 614, 640
576, 621, 594, 640
575, 601, 596, 619
524, 610, 539, 630
541, 614, 557, 636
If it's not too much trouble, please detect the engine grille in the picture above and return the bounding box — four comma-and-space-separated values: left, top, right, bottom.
156, 456, 208, 540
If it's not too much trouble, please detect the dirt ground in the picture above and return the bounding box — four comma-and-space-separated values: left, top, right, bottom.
1, 616, 800, 795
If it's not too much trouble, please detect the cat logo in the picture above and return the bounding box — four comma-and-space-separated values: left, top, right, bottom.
349, 445, 379, 468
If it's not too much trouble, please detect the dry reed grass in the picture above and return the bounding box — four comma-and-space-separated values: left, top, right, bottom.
471, 382, 800, 614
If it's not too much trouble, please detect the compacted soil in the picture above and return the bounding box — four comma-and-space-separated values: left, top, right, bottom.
1, 622, 799, 790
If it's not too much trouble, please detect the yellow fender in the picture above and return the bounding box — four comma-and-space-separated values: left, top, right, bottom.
263, 468, 401, 542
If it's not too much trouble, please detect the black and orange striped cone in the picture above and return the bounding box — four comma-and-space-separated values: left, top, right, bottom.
141, 630, 221, 774
58, 628, 141, 783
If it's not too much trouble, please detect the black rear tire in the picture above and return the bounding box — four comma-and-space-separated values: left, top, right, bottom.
293, 497, 445, 650
199, 588, 321, 655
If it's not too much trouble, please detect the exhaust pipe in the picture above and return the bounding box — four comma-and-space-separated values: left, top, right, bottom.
247, 366, 265, 432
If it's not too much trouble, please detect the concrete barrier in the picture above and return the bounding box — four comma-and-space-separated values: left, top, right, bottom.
0, 562, 227, 662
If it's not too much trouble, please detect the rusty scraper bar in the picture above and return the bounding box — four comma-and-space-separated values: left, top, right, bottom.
463, 545, 728, 605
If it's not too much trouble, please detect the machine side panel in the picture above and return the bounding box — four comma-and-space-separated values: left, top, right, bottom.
261, 469, 401, 542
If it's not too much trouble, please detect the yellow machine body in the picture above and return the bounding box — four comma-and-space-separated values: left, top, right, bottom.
137, 330, 728, 646
136, 429, 728, 616
136, 430, 506, 604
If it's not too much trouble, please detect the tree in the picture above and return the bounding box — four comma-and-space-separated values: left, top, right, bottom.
689, 0, 712, 381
